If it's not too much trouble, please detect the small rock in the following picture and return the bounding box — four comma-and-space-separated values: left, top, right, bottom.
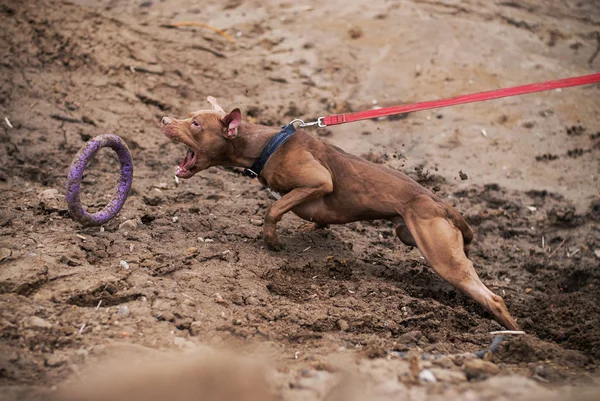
136, 64, 164, 74
120, 260, 130, 270
189, 321, 203, 336
532, 364, 560, 382
172, 216, 179, 223
173, 337, 194, 349
269, 76, 287, 84
0, 248, 12, 263
59, 255, 82, 266
214, 293, 226, 304
175, 318, 193, 331
244, 296, 260, 306
117, 305, 130, 318
348, 26, 363, 39
230, 293, 244, 305
418, 369, 437, 383
143, 194, 164, 206
38, 188, 65, 211
140, 259, 159, 269
250, 219, 263, 226
186, 247, 199, 256
464, 359, 500, 380
45, 353, 68, 367
27, 316, 53, 329
156, 311, 175, 322
594, 249, 600, 259
39, 188, 58, 199
337, 319, 349, 332
429, 368, 467, 383
452, 354, 465, 367
431, 356, 454, 369
525, 288, 532, 294
526, 206, 537, 212
74, 348, 89, 362
119, 219, 140, 230
292, 371, 332, 393
534, 365, 545, 377
398, 330, 422, 344
459, 170, 468, 180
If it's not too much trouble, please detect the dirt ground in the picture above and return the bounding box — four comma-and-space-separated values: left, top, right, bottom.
1, 0, 599, 399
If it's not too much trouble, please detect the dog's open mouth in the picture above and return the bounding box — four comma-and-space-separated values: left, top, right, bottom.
175, 147, 197, 178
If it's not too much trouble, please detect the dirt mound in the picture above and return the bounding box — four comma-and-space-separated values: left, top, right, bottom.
50, 348, 273, 401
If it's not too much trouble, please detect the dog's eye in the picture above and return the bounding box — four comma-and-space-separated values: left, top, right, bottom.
191, 121, 200, 127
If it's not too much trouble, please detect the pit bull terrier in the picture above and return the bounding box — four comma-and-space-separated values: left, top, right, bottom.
160, 96, 519, 330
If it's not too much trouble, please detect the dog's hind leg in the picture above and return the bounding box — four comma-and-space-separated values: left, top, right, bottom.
402, 208, 519, 330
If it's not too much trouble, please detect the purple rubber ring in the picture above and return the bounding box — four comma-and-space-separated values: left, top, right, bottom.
66, 134, 133, 226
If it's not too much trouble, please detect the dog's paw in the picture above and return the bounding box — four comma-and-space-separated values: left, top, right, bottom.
265, 240, 285, 252
299, 222, 327, 233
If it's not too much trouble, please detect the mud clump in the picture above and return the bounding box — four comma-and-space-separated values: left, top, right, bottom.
348, 26, 364, 39
547, 205, 580, 226
497, 336, 592, 369
587, 198, 600, 221
566, 124, 585, 136
535, 153, 559, 161
566, 148, 590, 158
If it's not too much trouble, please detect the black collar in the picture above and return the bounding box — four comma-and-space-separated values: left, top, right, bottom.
243, 123, 297, 179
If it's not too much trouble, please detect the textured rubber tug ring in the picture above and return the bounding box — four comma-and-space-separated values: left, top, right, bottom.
66, 134, 133, 226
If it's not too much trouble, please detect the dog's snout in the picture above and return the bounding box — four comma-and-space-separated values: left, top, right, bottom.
161, 116, 172, 125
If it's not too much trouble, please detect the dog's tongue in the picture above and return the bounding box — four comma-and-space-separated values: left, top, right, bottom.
175, 148, 196, 177
181, 148, 196, 168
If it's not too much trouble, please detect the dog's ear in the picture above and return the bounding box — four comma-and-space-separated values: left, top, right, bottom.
207, 96, 225, 113
221, 109, 241, 139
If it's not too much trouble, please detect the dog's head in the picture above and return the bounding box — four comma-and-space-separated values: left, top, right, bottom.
160, 96, 241, 178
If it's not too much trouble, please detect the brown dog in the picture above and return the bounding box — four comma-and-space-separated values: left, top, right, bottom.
160, 96, 519, 330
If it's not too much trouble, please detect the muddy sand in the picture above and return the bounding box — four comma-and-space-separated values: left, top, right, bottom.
1, 0, 599, 399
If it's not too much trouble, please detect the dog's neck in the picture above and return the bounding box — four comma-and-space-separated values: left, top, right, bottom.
226, 122, 281, 168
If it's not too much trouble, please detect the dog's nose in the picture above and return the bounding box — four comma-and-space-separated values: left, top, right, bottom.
161, 117, 172, 125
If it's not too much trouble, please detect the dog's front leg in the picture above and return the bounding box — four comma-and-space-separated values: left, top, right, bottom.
260, 151, 334, 250
263, 181, 333, 250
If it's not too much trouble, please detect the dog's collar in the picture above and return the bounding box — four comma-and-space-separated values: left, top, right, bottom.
243, 123, 297, 179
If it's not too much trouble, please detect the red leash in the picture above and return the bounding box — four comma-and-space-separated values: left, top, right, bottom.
298, 73, 600, 128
